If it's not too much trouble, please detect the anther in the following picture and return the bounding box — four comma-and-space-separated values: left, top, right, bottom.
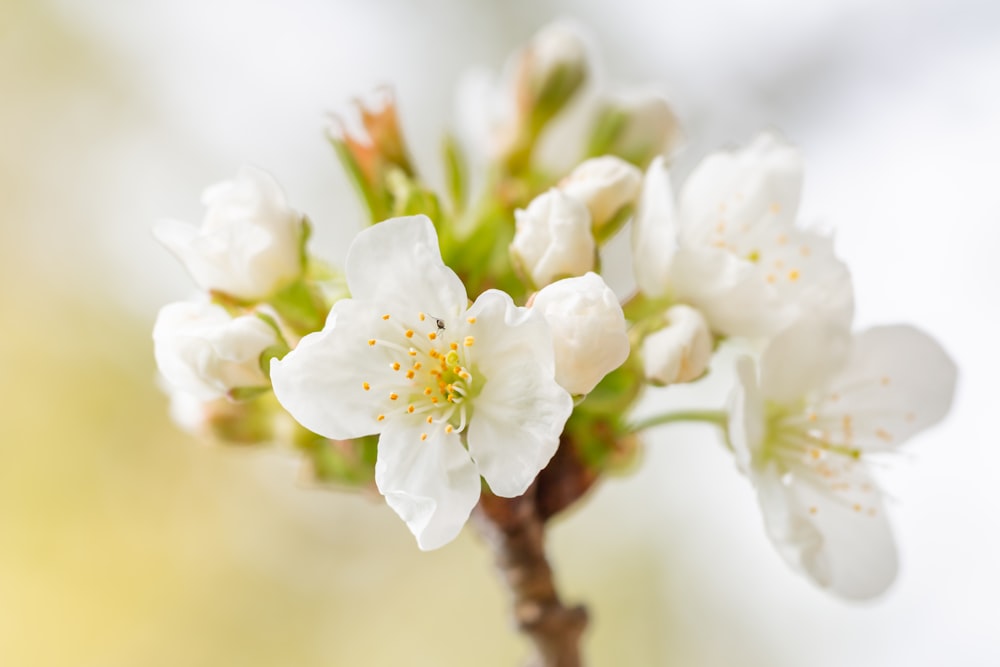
405, 329, 414, 339
382, 314, 391, 320
391, 362, 401, 371
389, 393, 399, 401
467, 316, 476, 324
428, 332, 437, 341
788, 269, 800, 281
420, 433, 428, 441
464, 336, 475, 347
368, 339, 376, 347
362, 382, 370, 391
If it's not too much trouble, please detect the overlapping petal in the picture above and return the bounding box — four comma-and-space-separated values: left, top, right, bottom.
465, 291, 573, 496
376, 423, 482, 551
346, 215, 468, 321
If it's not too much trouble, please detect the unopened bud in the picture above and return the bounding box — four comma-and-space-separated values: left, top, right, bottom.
510, 189, 595, 288
154, 300, 278, 400
154, 166, 305, 302
520, 23, 588, 121
532, 272, 630, 396
641, 305, 713, 385
587, 92, 681, 168
559, 156, 642, 236
327, 87, 417, 222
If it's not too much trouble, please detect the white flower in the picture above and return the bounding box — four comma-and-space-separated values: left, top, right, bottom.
559, 156, 642, 231
641, 305, 712, 385
532, 272, 629, 395
155, 166, 305, 301
153, 300, 278, 400
728, 318, 957, 599
632, 134, 853, 338
271, 216, 573, 550
511, 189, 595, 288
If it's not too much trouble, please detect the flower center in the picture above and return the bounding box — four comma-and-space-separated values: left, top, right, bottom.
364, 311, 479, 442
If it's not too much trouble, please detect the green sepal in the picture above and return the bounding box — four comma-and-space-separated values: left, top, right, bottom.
226, 385, 271, 402
442, 133, 467, 215
295, 430, 379, 487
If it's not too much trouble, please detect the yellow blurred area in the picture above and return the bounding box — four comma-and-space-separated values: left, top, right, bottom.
0, 3, 677, 665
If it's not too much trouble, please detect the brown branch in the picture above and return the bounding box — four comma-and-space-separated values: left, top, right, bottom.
473, 486, 589, 667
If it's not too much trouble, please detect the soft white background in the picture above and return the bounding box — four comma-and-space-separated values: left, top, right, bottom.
7, 0, 999, 664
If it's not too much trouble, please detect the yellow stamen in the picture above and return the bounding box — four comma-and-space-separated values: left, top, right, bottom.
391, 361, 401, 371
389, 393, 398, 401
382, 314, 391, 320
464, 336, 475, 347
362, 382, 370, 391
368, 339, 376, 347
405, 329, 414, 339
420, 433, 428, 441
467, 316, 476, 324
428, 331, 437, 341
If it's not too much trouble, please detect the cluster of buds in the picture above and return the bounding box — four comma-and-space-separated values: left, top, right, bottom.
153, 23, 955, 599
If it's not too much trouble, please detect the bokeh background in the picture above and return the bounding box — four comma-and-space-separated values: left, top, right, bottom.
2, 0, 998, 664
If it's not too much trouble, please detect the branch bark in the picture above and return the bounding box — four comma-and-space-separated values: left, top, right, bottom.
473, 486, 589, 667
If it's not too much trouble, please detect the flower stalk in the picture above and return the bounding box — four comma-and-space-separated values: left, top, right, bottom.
474, 487, 588, 667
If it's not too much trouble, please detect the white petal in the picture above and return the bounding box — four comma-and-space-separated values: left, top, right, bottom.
631, 156, 677, 297
345, 216, 469, 321
670, 225, 853, 338
679, 132, 803, 239
271, 299, 400, 440
759, 317, 852, 405
640, 304, 713, 385
727, 355, 766, 472
750, 462, 898, 599
668, 245, 780, 337
814, 325, 957, 451
532, 272, 630, 395
465, 291, 573, 497
375, 424, 481, 550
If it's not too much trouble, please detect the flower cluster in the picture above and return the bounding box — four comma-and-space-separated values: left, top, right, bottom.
153, 22, 955, 599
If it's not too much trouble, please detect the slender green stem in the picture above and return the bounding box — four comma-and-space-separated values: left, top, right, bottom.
628, 409, 728, 434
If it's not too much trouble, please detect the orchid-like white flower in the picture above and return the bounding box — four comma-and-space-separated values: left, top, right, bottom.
271, 216, 573, 550
531, 272, 629, 395
640, 304, 712, 385
558, 155, 642, 231
632, 134, 853, 338
511, 188, 595, 288
153, 300, 278, 400
155, 166, 305, 301
727, 318, 956, 599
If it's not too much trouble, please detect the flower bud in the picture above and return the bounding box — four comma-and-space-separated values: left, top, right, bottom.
154, 166, 305, 301
641, 305, 713, 385
328, 87, 419, 222
520, 22, 588, 122
587, 92, 681, 168
154, 300, 279, 400
532, 272, 629, 395
559, 156, 642, 235
511, 189, 595, 288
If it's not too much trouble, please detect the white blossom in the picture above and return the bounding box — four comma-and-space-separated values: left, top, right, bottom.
155, 166, 305, 301
532, 272, 629, 395
559, 156, 642, 231
728, 318, 956, 599
641, 305, 712, 385
632, 134, 853, 338
271, 216, 573, 550
153, 300, 278, 400
511, 189, 595, 288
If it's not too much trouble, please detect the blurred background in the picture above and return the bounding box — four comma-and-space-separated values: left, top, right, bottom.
2, 0, 998, 664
